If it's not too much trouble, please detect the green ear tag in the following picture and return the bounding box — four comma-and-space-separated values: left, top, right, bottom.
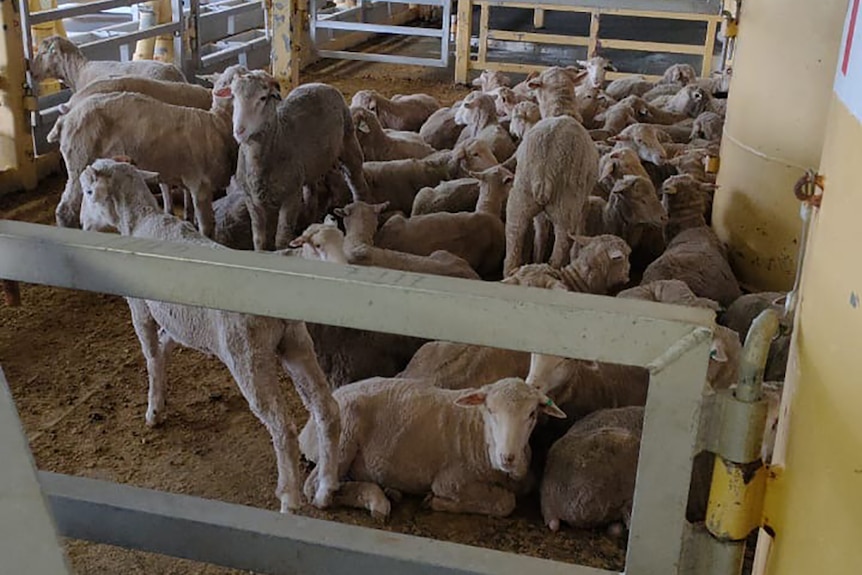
545, 399, 553, 406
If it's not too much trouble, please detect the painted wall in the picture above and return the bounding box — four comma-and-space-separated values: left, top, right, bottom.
764, 3, 862, 571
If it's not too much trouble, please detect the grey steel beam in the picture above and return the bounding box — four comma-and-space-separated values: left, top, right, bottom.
200, 36, 270, 65
40, 471, 613, 575
314, 20, 445, 37
0, 220, 713, 366
78, 22, 183, 53
0, 370, 72, 575
316, 49, 448, 66
28, 0, 145, 25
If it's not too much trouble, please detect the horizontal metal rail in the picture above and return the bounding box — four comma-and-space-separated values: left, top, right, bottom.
28, 0, 144, 25
314, 19, 445, 38
40, 471, 609, 575
316, 49, 448, 67
200, 35, 269, 65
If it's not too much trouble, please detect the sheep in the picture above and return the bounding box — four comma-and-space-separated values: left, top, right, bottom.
374, 168, 508, 278
609, 123, 669, 166
661, 174, 717, 240
641, 226, 742, 307
595, 147, 651, 199
526, 66, 586, 121
472, 69, 511, 92
541, 405, 643, 532
651, 85, 712, 120
593, 95, 652, 136
77, 158, 341, 513
605, 75, 654, 100
576, 56, 617, 89
504, 115, 598, 276
51, 69, 239, 236
230, 71, 370, 251
508, 100, 542, 141
419, 106, 464, 150
454, 91, 517, 162
690, 111, 725, 141
659, 63, 698, 86
398, 341, 530, 388
30, 35, 186, 91
576, 85, 613, 129
642, 82, 684, 102
298, 377, 566, 519
617, 279, 720, 311
351, 107, 435, 161
362, 139, 497, 215
335, 200, 480, 280
696, 68, 733, 96
720, 292, 791, 382
585, 175, 667, 264
350, 89, 441, 131
58, 75, 212, 115
489, 86, 528, 119
411, 178, 480, 216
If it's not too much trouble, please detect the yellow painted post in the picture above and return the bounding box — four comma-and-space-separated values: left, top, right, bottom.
756, 4, 862, 572
454, 0, 473, 84
0, 0, 38, 186
153, 0, 175, 62
133, 1, 158, 60
28, 0, 65, 95
477, 3, 489, 67
587, 11, 599, 57
701, 19, 717, 77
270, 0, 304, 93
711, 0, 848, 291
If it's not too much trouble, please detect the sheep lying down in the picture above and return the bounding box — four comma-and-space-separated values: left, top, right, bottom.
300, 377, 565, 520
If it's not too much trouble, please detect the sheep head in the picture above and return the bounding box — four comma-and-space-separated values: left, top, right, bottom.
472, 69, 511, 92
30, 35, 81, 84
566, 234, 632, 294
228, 71, 281, 143
287, 220, 348, 264
350, 90, 381, 114
607, 175, 667, 245
610, 123, 668, 165
79, 159, 160, 232
455, 377, 565, 479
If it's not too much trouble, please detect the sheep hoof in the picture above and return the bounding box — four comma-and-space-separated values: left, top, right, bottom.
548, 519, 560, 532
383, 487, 403, 503
312, 482, 337, 509
280, 493, 303, 513
145, 410, 164, 428
370, 499, 391, 522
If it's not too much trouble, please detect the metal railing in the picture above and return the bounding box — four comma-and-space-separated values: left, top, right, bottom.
0, 218, 716, 574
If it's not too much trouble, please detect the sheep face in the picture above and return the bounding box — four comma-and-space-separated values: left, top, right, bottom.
287, 221, 349, 264
229, 72, 281, 143
350, 90, 379, 113
576, 56, 617, 88
611, 124, 667, 165
569, 234, 633, 292
30, 35, 75, 82
79, 159, 159, 231
452, 139, 498, 173
455, 378, 565, 479
661, 63, 698, 86
472, 70, 511, 92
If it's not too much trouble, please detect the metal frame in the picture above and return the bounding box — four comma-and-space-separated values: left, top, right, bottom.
0, 219, 715, 574
310, 0, 453, 68
454, 0, 723, 83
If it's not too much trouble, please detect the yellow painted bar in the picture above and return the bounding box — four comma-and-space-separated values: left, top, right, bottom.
706, 457, 767, 541
711, 0, 847, 291
454, 0, 473, 84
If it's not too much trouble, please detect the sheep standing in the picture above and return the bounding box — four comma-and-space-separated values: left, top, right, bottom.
526, 66, 586, 120
455, 91, 516, 162
299, 377, 566, 519
503, 115, 598, 276
77, 158, 341, 513
351, 89, 441, 131
51, 68, 240, 235
30, 35, 186, 91
509, 101, 541, 141
230, 71, 370, 250
59, 76, 213, 115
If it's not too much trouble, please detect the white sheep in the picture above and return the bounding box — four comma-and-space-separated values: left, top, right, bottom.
596, 147, 651, 198
419, 106, 465, 150
51, 65, 243, 236
503, 115, 599, 275
454, 91, 517, 163
299, 377, 566, 519
661, 174, 717, 240
508, 100, 541, 141
604, 75, 654, 101
350, 89, 441, 131
526, 66, 587, 121
351, 107, 435, 161
30, 35, 186, 91
230, 71, 370, 251
58, 75, 213, 115
77, 158, 341, 513
471, 69, 512, 92
411, 178, 480, 216
576, 56, 617, 89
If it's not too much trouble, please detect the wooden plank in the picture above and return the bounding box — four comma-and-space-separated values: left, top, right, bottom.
605, 70, 662, 81
487, 28, 590, 46
702, 18, 718, 76
454, 0, 473, 83
599, 38, 704, 55
533, 7, 545, 28
468, 60, 548, 74
478, 3, 490, 65
478, 1, 722, 22
588, 10, 599, 57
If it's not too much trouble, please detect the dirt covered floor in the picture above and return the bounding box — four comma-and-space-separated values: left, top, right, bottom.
0, 58, 626, 574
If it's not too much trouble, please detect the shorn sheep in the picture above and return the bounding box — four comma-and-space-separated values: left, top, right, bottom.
77, 158, 341, 513
31, 35, 186, 91
299, 377, 566, 519
229, 71, 370, 250
504, 115, 599, 275
59, 76, 213, 115
351, 89, 441, 131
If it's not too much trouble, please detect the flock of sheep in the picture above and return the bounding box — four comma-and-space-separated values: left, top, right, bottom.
26, 34, 790, 535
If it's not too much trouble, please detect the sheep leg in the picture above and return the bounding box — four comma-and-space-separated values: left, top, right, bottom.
55, 176, 83, 229
532, 213, 553, 264
189, 183, 215, 239
2, 280, 21, 307
280, 322, 341, 509
159, 184, 173, 215
245, 196, 278, 252
274, 184, 305, 250
127, 299, 172, 427
503, 189, 542, 276
335, 482, 391, 520
339, 135, 373, 202
429, 472, 516, 517
229, 349, 303, 512
182, 188, 195, 223
549, 221, 574, 269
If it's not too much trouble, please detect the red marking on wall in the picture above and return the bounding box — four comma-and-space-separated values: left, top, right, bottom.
843, 0, 860, 75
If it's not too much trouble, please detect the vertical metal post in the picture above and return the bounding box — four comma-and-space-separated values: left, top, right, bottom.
702, 18, 718, 76
627, 328, 712, 573
187, 0, 201, 80
171, 0, 184, 72
271, 0, 303, 92
440, 0, 452, 67
454, 0, 472, 84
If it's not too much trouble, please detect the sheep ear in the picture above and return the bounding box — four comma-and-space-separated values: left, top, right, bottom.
502, 173, 514, 185
575, 60, 588, 67
324, 214, 338, 226
605, 63, 618, 72
333, 207, 347, 218
454, 391, 487, 407
372, 201, 390, 214
58, 103, 69, 115
136, 168, 161, 186
710, 341, 728, 363
357, 120, 370, 134
288, 236, 306, 248
213, 86, 232, 98
663, 185, 679, 195
527, 78, 543, 90
608, 249, 626, 261
471, 77, 483, 87
539, 396, 567, 419
700, 182, 719, 192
